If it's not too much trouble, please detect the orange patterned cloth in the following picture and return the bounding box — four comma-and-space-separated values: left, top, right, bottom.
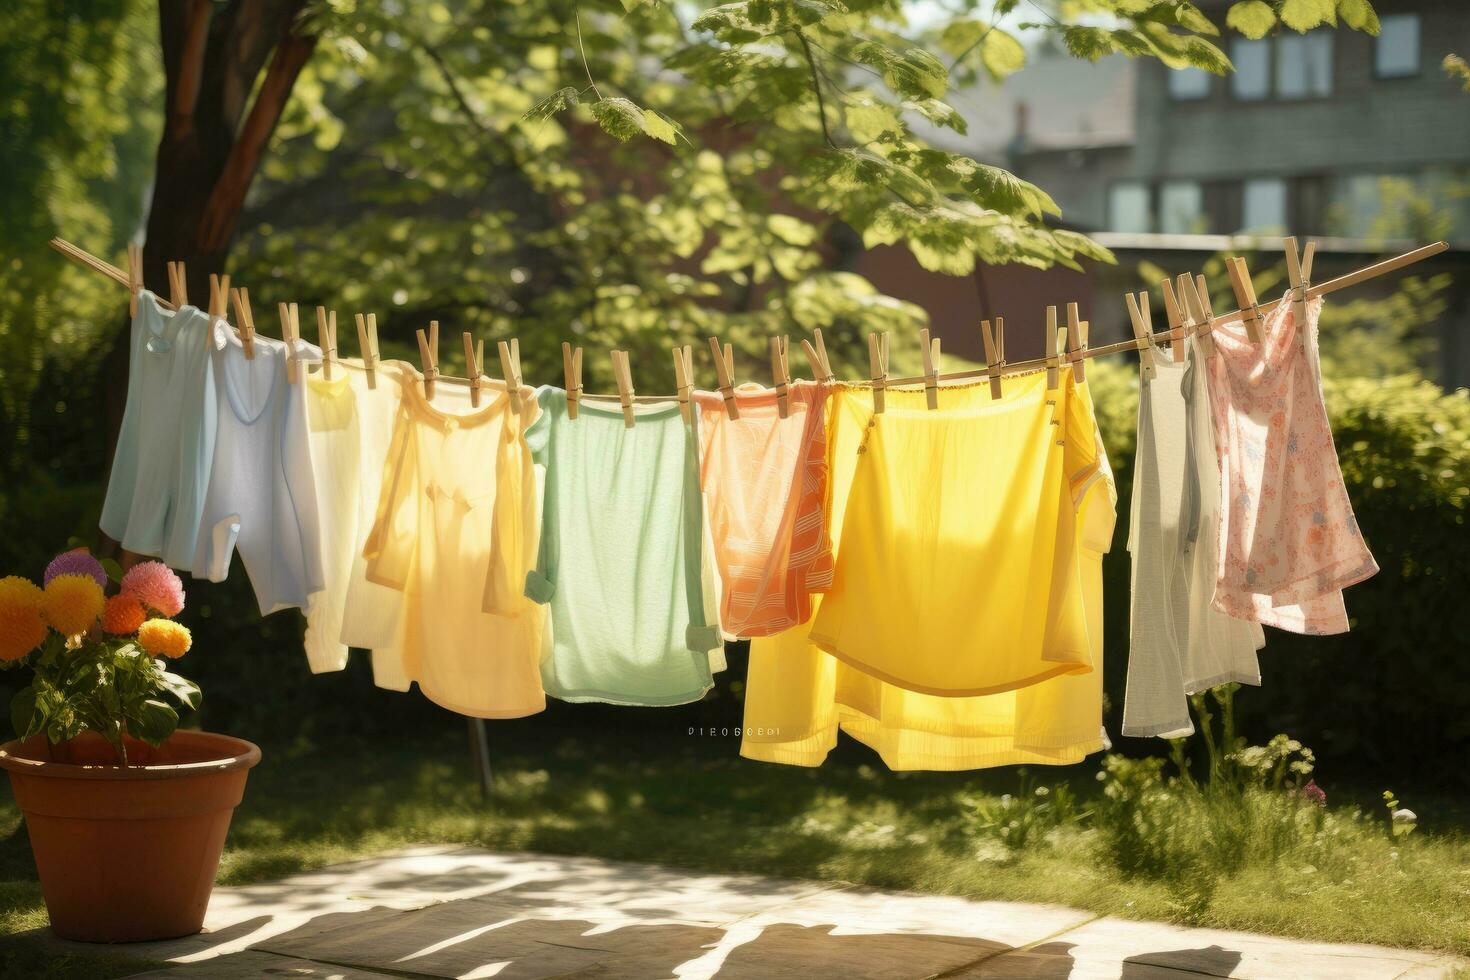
695, 381, 833, 638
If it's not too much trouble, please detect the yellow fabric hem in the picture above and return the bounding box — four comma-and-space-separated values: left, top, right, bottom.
806, 632, 1092, 697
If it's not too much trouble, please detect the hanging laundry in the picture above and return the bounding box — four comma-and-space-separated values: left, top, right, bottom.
695, 381, 833, 638
301, 358, 406, 677
1206, 295, 1377, 634
359, 365, 545, 718
526, 389, 722, 706
807, 375, 1097, 697
100, 291, 218, 570
191, 323, 323, 616
742, 371, 1112, 770
1123, 335, 1265, 738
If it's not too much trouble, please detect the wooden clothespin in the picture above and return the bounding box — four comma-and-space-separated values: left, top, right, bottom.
1160, 278, 1187, 363
800, 328, 835, 384
672, 344, 695, 423
463, 332, 483, 407
230, 287, 256, 360
920, 328, 940, 410
355, 313, 379, 388
207, 274, 230, 325
868, 332, 888, 414
1065, 303, 1087, 384
1284, 235, 1317, 331
315, 307, 338, 381
562, 341, 583, 420
126, 244, 142, 317
277, 302, 302, 383
708, 337, 739, 420
167, 261, 189, 308
1179, 274, 1216, 356
1045, 306, 1061, 389
1125, 291, 1156, 382
770, 335, 791, 418
416, 320, 439, 401
498, 338, 522, 412
610, 349, 636, 428
1226, 257, 1265, 345
980, 317, 1005, 400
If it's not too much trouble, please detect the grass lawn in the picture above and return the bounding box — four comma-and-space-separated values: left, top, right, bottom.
1, 718, 1468, 976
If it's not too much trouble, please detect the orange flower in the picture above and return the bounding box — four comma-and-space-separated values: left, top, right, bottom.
138, 620, 191, 659
0, 576, 47, 662
102, 594, 146, 635
42, 574, 105, 637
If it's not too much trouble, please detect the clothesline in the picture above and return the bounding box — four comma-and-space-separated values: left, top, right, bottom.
49, 235, 1449, 398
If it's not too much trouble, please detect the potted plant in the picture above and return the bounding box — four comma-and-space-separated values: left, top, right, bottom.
0, 549, 259, 942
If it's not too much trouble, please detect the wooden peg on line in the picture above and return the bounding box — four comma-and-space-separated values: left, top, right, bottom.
316, 307, 338, 381
230, 287, 256, 360
800, 328, 835, 384
355, 312, 379, 388
562, 341, 583, 420
1125, 291, 1156, 382
673, 344, 695, 423
1066, 303, 1086, 384
1046, 306, 1061, 389
207, 274, 230, 324
920, 328, 940, 410
498, 339, 522, 410
1180, 274, 1215, 356
277, 302, 302, 384
1226, 256, 1265, 345
610, 349, 636, 428
1160, 278, 1186, 363
980, 317, 1005, 400
770, 335, 791, 418
1284, 235, 1317, 330
167, 261, 189, 308
708, 337, 739, 420
463, 332, 483, 407
868, 331, 888, 414
126, 244, 142, 317
416, 320, 439, 401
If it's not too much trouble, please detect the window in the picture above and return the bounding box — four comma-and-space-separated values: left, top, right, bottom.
1231, 38, 1271, 100
1241, 178, 1288, 232
1109, 182, 1151, 233
1376, 14, 1420, 77
1276, 31, 1333, 98
1160, 181, 1205, 234
1168, 67, 1211, 100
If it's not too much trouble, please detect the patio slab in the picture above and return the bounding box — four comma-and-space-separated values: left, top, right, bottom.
24, 846, 1460, 978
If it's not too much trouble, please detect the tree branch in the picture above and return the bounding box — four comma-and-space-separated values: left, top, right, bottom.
795, 30, 834, 148
169, 0, 212, 137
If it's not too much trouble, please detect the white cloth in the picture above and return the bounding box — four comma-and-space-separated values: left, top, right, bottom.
1123, 338, 1264, 738
302, 361, 405, 674
192, 324, 324, 616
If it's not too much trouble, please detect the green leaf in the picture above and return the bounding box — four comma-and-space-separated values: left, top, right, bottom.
1173, 2, 1220, 36
1062, 27, 1116, 62
128, 699, 178, 745
157, 670, 203, 711
641, 109, 682, 145
10, 686, 37, 739
980, 28, 1027, 80
903, 98, 967, 135
1280, 0, 1337, 32
768, 213, 817, 246
1226, 1, 1277, 39
1336, 0, 1380, 34
99, 558, 123, 584
591, 97, 649, 142
850, 39, 948, 99
522, 86, 580, 125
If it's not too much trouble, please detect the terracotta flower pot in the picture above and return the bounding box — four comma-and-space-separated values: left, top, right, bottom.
0, 730, 260, 943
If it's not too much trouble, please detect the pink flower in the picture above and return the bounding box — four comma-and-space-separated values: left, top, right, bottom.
121, 561, 185, 617
44, 549, 107, 589
1300, 780, 1327, 807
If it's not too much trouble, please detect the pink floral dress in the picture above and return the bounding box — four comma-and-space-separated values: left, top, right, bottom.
1205, 293, 1377, 635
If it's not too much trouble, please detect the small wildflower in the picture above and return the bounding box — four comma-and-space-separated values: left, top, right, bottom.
1300, 780, 1327, 807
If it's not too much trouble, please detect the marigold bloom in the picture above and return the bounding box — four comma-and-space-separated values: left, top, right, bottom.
138, 619, 192, 659
102, 594, 147, 635
121, 561, 185, 617
42, 574, 105, 637
44, 549, 108, 589
0, 576, 47, 662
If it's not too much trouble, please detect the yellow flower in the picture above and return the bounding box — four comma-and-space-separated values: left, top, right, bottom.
0, 576, 47, 662
42, 574, 104, 638
138, 619, 192, 659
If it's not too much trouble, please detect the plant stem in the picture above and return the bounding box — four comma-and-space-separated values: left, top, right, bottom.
795, 30, 835, 148
575, 8, 603, 101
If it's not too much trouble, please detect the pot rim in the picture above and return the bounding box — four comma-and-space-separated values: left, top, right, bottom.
0, 732, 261, 780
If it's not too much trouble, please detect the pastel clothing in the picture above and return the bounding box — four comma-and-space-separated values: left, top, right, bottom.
1123, 338, 1264, 738
192, 325, 324, 616
525, 389, 722, 706
808, 374, 1098, 697
695, 381, 833, 638
302, 360, 406, 676
362, 366, 545, 718
1206, 294, 1377, 634
742, 374, 1111, 770
100, 292, 217, 569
